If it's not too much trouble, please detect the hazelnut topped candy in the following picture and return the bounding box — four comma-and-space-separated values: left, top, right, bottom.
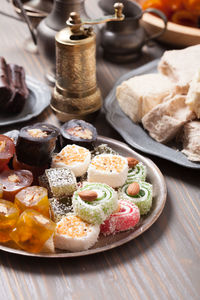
0, 169, 33, 201
16, 123, 59, 167
60, 119, 97, 150
0, 135, 15, 171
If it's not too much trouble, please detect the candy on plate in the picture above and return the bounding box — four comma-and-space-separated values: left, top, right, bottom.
87, 154, 128, 188
120, 181, 153, 215
10, 209, 56, 253
0, 169, 33, 201
14, 186, 50, 217
72, 182, 118, 224
0, 199, 20, 242
100, 199, 140, 236
54, 214, 100, 252
52, 144, 91, 177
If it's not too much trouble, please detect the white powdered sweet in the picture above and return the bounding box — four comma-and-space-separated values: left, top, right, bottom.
87, 154, 128, 188
54, 214, 100, 252
51, 144, 91, 177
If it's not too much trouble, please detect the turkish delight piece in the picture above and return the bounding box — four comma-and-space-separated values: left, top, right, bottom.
158, 45, 200, 94
186, 70, 200, 119
49, 197, 72, 223
182, 121, 200, 162
142, 95, 195, 143
116, 73, 176, 123
45, 167, 77, 198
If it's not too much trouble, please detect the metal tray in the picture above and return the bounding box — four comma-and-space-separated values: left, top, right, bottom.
0, 136, 166, 257
104, 59, 200, 169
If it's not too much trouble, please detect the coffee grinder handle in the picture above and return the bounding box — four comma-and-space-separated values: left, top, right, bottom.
67, 2, 124, 34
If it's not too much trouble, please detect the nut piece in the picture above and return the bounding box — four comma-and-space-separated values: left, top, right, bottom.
78, 190, 98, 202
126, 157, 139, 168
127, 182, 140, 196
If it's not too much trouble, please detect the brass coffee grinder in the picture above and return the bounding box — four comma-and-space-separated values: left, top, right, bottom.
51, 3, 124, 122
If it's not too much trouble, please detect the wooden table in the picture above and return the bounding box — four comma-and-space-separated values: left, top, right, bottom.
0, 1, 200, 299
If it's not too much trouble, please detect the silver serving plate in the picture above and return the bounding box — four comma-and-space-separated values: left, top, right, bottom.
104, 59, 200, 169
0, 136, 167, 257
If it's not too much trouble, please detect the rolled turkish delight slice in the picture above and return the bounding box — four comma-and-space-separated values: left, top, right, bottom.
100, 199, 140, 236
52, 144, 91, 177
87, 154, 128, 188
16, 123, 59, 167
126, 162, 147, 183
119, 181, 153, 215
60, 119, 97, 150
45, 167, 77, 198
54, 214, 100, 251
72, 182, 118, 224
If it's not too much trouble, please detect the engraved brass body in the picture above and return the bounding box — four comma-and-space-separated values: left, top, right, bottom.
51, 3, 124, 122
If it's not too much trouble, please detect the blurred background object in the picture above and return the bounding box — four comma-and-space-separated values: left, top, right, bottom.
141, 0, 200, 27
11, 0, 53, 28
100, 0, 167, 63
36, 0, 88, 85
131, 0, 200, 47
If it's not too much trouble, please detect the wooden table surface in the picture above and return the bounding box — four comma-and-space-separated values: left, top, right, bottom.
0, 1, 200, 300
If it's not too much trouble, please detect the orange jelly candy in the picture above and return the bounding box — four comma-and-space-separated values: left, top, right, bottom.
15, 186, 50, 217
0, 135, 15, 171
0, 169, 33, 201
10, 209, 56, 253
0, 199, 20, 242
13, 154, 48, 184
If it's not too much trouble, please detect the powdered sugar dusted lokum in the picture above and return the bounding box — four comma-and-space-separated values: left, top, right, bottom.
45, 167, 77, 198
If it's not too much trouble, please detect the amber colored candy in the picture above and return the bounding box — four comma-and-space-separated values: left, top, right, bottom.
0, 169, 33, 202
15, 186, 50, 217
0, 199, 20, 242
0, 135, 15, 171
10, 209, 56, 253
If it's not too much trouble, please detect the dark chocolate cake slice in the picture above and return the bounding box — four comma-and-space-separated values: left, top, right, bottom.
0, 57, 14, 107
6, 64, 29, 113
0, 57, 29, 114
